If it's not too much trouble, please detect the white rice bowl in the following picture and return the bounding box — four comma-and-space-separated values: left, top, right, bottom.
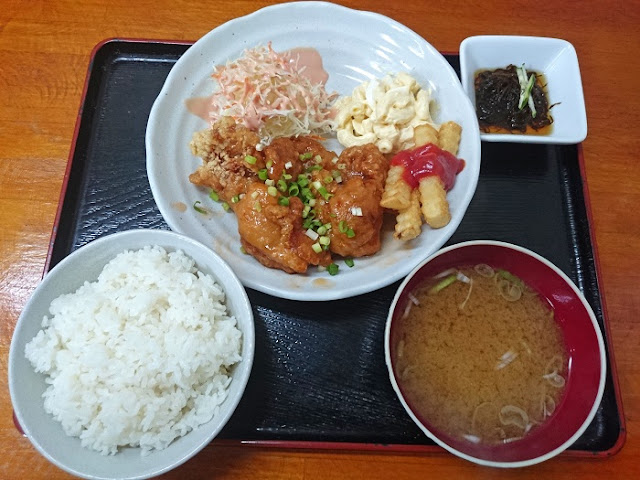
9, 229, 255, 479
25, 245, 242, 455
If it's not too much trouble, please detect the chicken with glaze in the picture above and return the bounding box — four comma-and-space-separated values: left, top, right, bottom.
189, 118, 389, 274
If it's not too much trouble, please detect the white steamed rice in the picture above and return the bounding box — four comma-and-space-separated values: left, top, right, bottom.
25, 245, 242, 455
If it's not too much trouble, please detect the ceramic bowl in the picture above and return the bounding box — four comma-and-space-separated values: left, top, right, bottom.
385, 240, 605, 467
9, 229, 255, 479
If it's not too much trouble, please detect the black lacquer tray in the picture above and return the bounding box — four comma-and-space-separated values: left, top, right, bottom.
46, 39, 625, 456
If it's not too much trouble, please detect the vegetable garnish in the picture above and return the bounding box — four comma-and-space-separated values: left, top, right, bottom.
288, 183, 300, 196
278, 196, 290, 206
345, 258, 355, 268
318, 186, 331, 200
209, 190, 220, 202
517, 64, 537, 117
193, 201, 207, 214
245, 155, 257, 165
337, 220, 356, 238
429, 274, 457, 294
297, 175, 310, 187
497, 269, 525, 289
327, 263, 339, 276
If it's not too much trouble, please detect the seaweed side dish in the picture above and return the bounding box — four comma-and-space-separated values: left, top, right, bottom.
474, 65, 553, 134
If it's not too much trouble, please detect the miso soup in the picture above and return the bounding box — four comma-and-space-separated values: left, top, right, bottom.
393, 265, 567, 445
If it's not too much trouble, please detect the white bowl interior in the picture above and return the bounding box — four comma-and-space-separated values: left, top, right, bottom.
9, 229, 255, 480
459, 36, 587, 144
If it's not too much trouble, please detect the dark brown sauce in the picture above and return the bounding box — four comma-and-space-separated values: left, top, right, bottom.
474, 65, 554, 135
480, 122, 554, 136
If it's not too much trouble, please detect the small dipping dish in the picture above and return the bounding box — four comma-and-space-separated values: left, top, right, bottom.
459, 35, 587, 144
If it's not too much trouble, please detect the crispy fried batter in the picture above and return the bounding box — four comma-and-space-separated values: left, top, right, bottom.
189, 117, 264, 203
337, 143, 388, 192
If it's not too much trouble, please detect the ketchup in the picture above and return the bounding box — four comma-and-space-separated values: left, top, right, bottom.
390, 143, 465, 190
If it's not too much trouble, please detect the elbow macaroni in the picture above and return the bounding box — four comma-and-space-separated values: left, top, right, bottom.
335, 72, 434, 154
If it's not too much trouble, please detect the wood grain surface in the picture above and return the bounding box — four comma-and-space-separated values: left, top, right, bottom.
1, 0, 638, 478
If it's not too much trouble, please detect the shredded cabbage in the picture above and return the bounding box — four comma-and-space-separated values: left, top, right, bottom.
209, 43, 338, 143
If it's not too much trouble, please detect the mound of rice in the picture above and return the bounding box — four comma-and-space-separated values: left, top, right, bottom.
25, 245, 242, 455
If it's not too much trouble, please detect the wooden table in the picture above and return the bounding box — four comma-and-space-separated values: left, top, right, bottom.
1, 0, 638, 478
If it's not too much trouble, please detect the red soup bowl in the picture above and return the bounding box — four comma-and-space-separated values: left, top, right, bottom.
384, 240, 606, 467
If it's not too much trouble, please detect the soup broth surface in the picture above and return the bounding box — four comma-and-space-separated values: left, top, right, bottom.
394, 265, 566, 445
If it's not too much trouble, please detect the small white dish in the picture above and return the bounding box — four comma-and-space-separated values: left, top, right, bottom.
459, 35, 587, 144
9, 229, 255, 480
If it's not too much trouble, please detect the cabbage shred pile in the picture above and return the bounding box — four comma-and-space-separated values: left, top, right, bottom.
209, 43, 337, 143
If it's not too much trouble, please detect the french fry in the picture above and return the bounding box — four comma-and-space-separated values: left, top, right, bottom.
394, 190, 422, 241
380, 165, 411, 210
437, 121, 462, 155
419, 175, 451, 228
413, 123, 439, 147
387, 121, 462, 238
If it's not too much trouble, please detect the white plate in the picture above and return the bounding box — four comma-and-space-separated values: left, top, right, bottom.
146, 1, 481, 301
459, 35, 587, 144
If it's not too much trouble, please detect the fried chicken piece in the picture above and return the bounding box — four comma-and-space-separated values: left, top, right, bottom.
263, 137, 304, 181
337, 143, 388, 189
189, 116, 388, 268
324, 177, 386, 257
234, 183, 331, 274
318, 144, 389, 258
189, 117, 265, 203
293, 136, 338, 164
